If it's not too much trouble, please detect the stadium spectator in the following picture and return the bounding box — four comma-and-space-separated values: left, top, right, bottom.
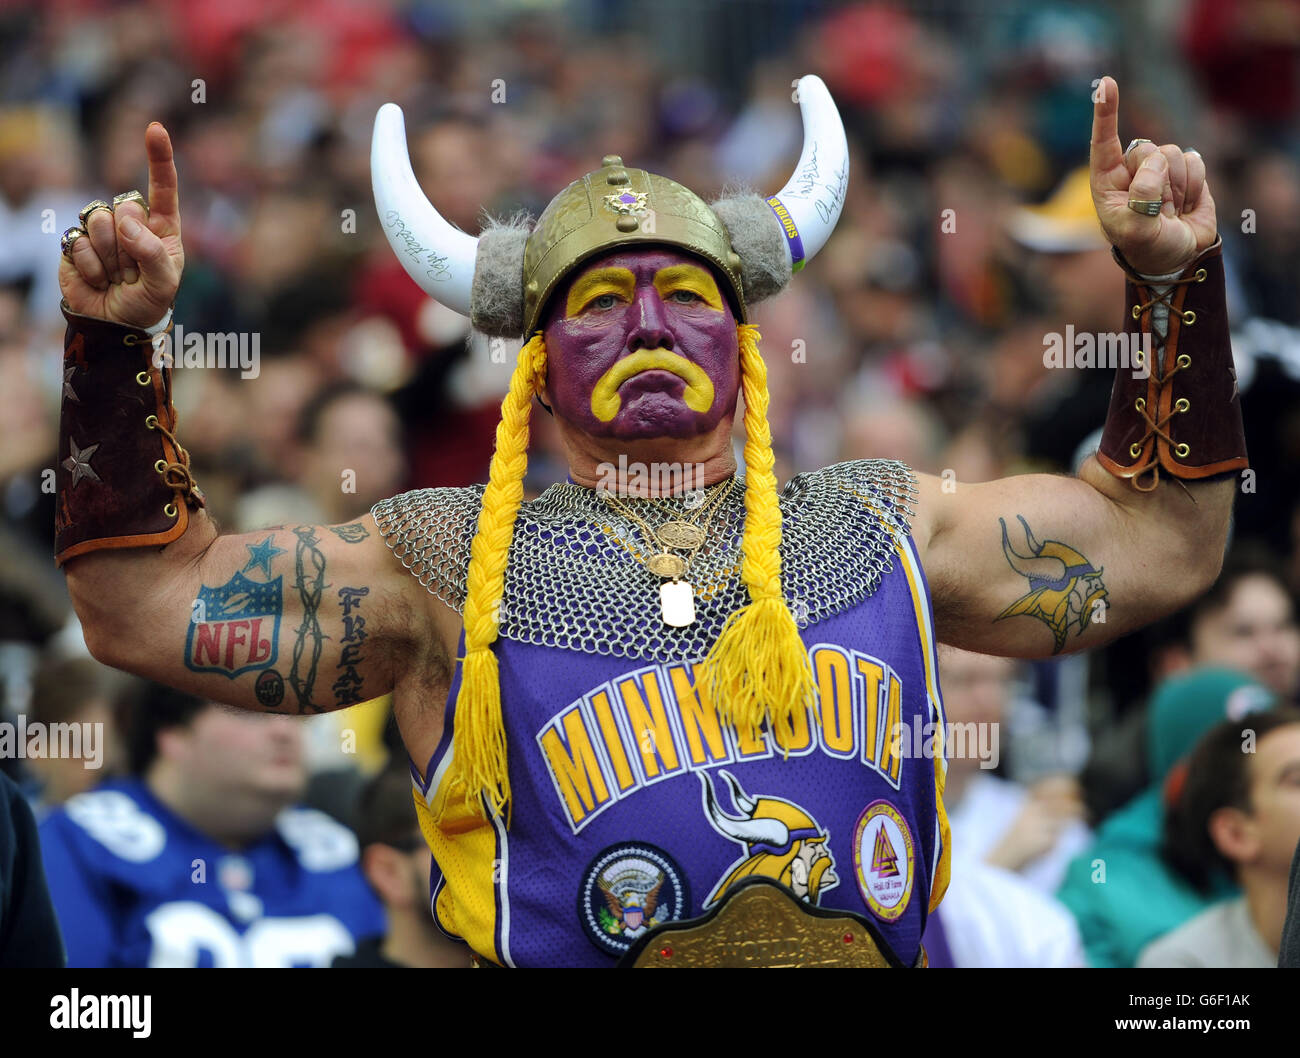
1057, 669, 1275, 966
332, 765, 471, 968
38, 683, 384, 967
939, 645, 1090, 895
1138, 708, 1300, 967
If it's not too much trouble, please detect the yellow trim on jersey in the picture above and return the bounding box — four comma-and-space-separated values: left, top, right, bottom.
411, 757, 501, 963
892, 536, 951, 914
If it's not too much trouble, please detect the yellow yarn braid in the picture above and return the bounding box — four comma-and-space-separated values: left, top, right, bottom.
697, 323, 817, 749
455, 333, 548, 820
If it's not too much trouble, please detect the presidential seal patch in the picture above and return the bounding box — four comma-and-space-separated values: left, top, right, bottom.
853, 800, 914, 922
579, 842, 690, 958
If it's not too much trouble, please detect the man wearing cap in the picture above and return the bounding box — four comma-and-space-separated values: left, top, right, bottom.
52, 75, 1245, 967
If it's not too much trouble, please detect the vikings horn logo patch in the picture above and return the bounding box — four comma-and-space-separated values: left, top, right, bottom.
853, 800, 914, 922
578, 843, 690, 958
699, 771, 839, 909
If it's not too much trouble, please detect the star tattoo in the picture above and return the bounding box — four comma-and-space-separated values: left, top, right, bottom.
62, 438, 101, 488
62, 365, 80, 403
243, 535, 286, 578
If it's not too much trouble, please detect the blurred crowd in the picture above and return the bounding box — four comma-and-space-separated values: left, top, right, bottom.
2, 0, 1300, 967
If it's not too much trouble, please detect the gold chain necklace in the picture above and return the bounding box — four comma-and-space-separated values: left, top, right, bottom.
601, 477, 736, 626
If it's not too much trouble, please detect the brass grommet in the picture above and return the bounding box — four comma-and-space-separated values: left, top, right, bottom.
1129, 442, 1142, 458
1195, 268, 1207, 282
1131, 304, 1142, 319
145, 414, 158, 429
136, 370, 151, 386
163, 502, 177, 518
1135, 397, 1146, 411
1176, 354, 1191, 369
1182, 309, 1196, 325
1133, 350, 1144, 365
1175, 443, 1190, 458
1175, 397, 1190, 412
154, 459, 167, 473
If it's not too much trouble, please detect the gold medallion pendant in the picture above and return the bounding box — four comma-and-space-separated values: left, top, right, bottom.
660, 580, 696, 627
655, 521, 705, 549
646, 553, 688, 579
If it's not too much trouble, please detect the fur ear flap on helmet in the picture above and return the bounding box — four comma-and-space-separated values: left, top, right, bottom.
471, 212, 533, 338
710, 190, 792, 305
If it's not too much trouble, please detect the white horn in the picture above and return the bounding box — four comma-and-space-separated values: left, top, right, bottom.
370, 103, 479, 313
767, 74, 850, 272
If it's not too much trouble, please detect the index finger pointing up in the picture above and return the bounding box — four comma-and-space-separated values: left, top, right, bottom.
1090, 75, 1124, 176
144, 122, 180, 236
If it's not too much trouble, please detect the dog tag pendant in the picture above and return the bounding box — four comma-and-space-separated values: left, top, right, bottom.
660, 579, 696, 626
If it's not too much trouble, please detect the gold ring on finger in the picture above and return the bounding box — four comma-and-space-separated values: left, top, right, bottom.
60, 227, 87, 258
112, 189, 150, 216
77, 200, 113, 226
1127, 198, 1162, 217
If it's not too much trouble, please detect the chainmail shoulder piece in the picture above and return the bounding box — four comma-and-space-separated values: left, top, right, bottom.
371, 459, 918, 663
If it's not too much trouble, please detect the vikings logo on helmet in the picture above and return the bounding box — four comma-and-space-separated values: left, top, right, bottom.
699, 771, 838, 908
996, 515, 1108, 653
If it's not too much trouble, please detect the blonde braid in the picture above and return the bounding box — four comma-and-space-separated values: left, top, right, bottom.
697, 323, 816, 747
454, 333, 547, 820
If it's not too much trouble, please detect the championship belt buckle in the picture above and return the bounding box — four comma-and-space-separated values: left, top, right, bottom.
618, 877, 922, 968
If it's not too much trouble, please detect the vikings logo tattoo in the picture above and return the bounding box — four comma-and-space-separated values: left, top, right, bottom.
996, 515, 1108, 653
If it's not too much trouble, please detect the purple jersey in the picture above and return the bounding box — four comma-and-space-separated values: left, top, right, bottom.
381, 461, 951, 967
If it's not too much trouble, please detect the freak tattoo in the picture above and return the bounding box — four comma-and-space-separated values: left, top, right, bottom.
996, 515, 1108, 653
333, 586, 370, 707
289, 526, 330, 711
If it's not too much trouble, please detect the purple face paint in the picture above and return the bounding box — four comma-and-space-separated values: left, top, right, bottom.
540, 248, 740, 440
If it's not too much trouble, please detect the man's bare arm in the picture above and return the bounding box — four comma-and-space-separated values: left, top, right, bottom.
915, 462, 1233, 657
54, 122, 445, 715
67, 513, 429, 713
914, 76, 1242, 658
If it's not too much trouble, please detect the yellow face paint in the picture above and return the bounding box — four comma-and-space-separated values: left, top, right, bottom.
589, 349, 716, 422
565, 267, 636, 317
652, 264, 725, 311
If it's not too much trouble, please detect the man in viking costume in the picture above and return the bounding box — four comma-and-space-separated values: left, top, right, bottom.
54, 75, 1244, 966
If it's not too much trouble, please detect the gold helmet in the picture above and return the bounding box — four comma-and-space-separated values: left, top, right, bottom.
521, 156, 746, 338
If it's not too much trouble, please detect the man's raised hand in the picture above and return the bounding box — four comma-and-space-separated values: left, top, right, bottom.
59, 122, 184, 328
1089, 75, 1217, 275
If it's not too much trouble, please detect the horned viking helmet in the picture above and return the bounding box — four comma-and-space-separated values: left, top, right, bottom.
370, 75, 849, 335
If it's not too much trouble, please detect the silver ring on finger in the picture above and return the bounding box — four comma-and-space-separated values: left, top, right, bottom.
112, 189, 150, 216
60, 227, 87, 258
1124, 138, 1153, 158
77, 200, 113, 227
1127, 198, 1163, 217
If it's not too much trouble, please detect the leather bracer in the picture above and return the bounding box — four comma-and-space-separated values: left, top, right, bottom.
55, 304, 204, 566
1097, 237, 1248, 490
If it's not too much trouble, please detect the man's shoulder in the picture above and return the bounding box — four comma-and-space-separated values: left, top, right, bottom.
40, 781, 172, 873
369, 486, 486, 613
786, 458, 919, 536
1135, 898, 1253, 968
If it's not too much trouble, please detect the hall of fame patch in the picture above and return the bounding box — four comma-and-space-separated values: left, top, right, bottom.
853, 800, 914, 922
